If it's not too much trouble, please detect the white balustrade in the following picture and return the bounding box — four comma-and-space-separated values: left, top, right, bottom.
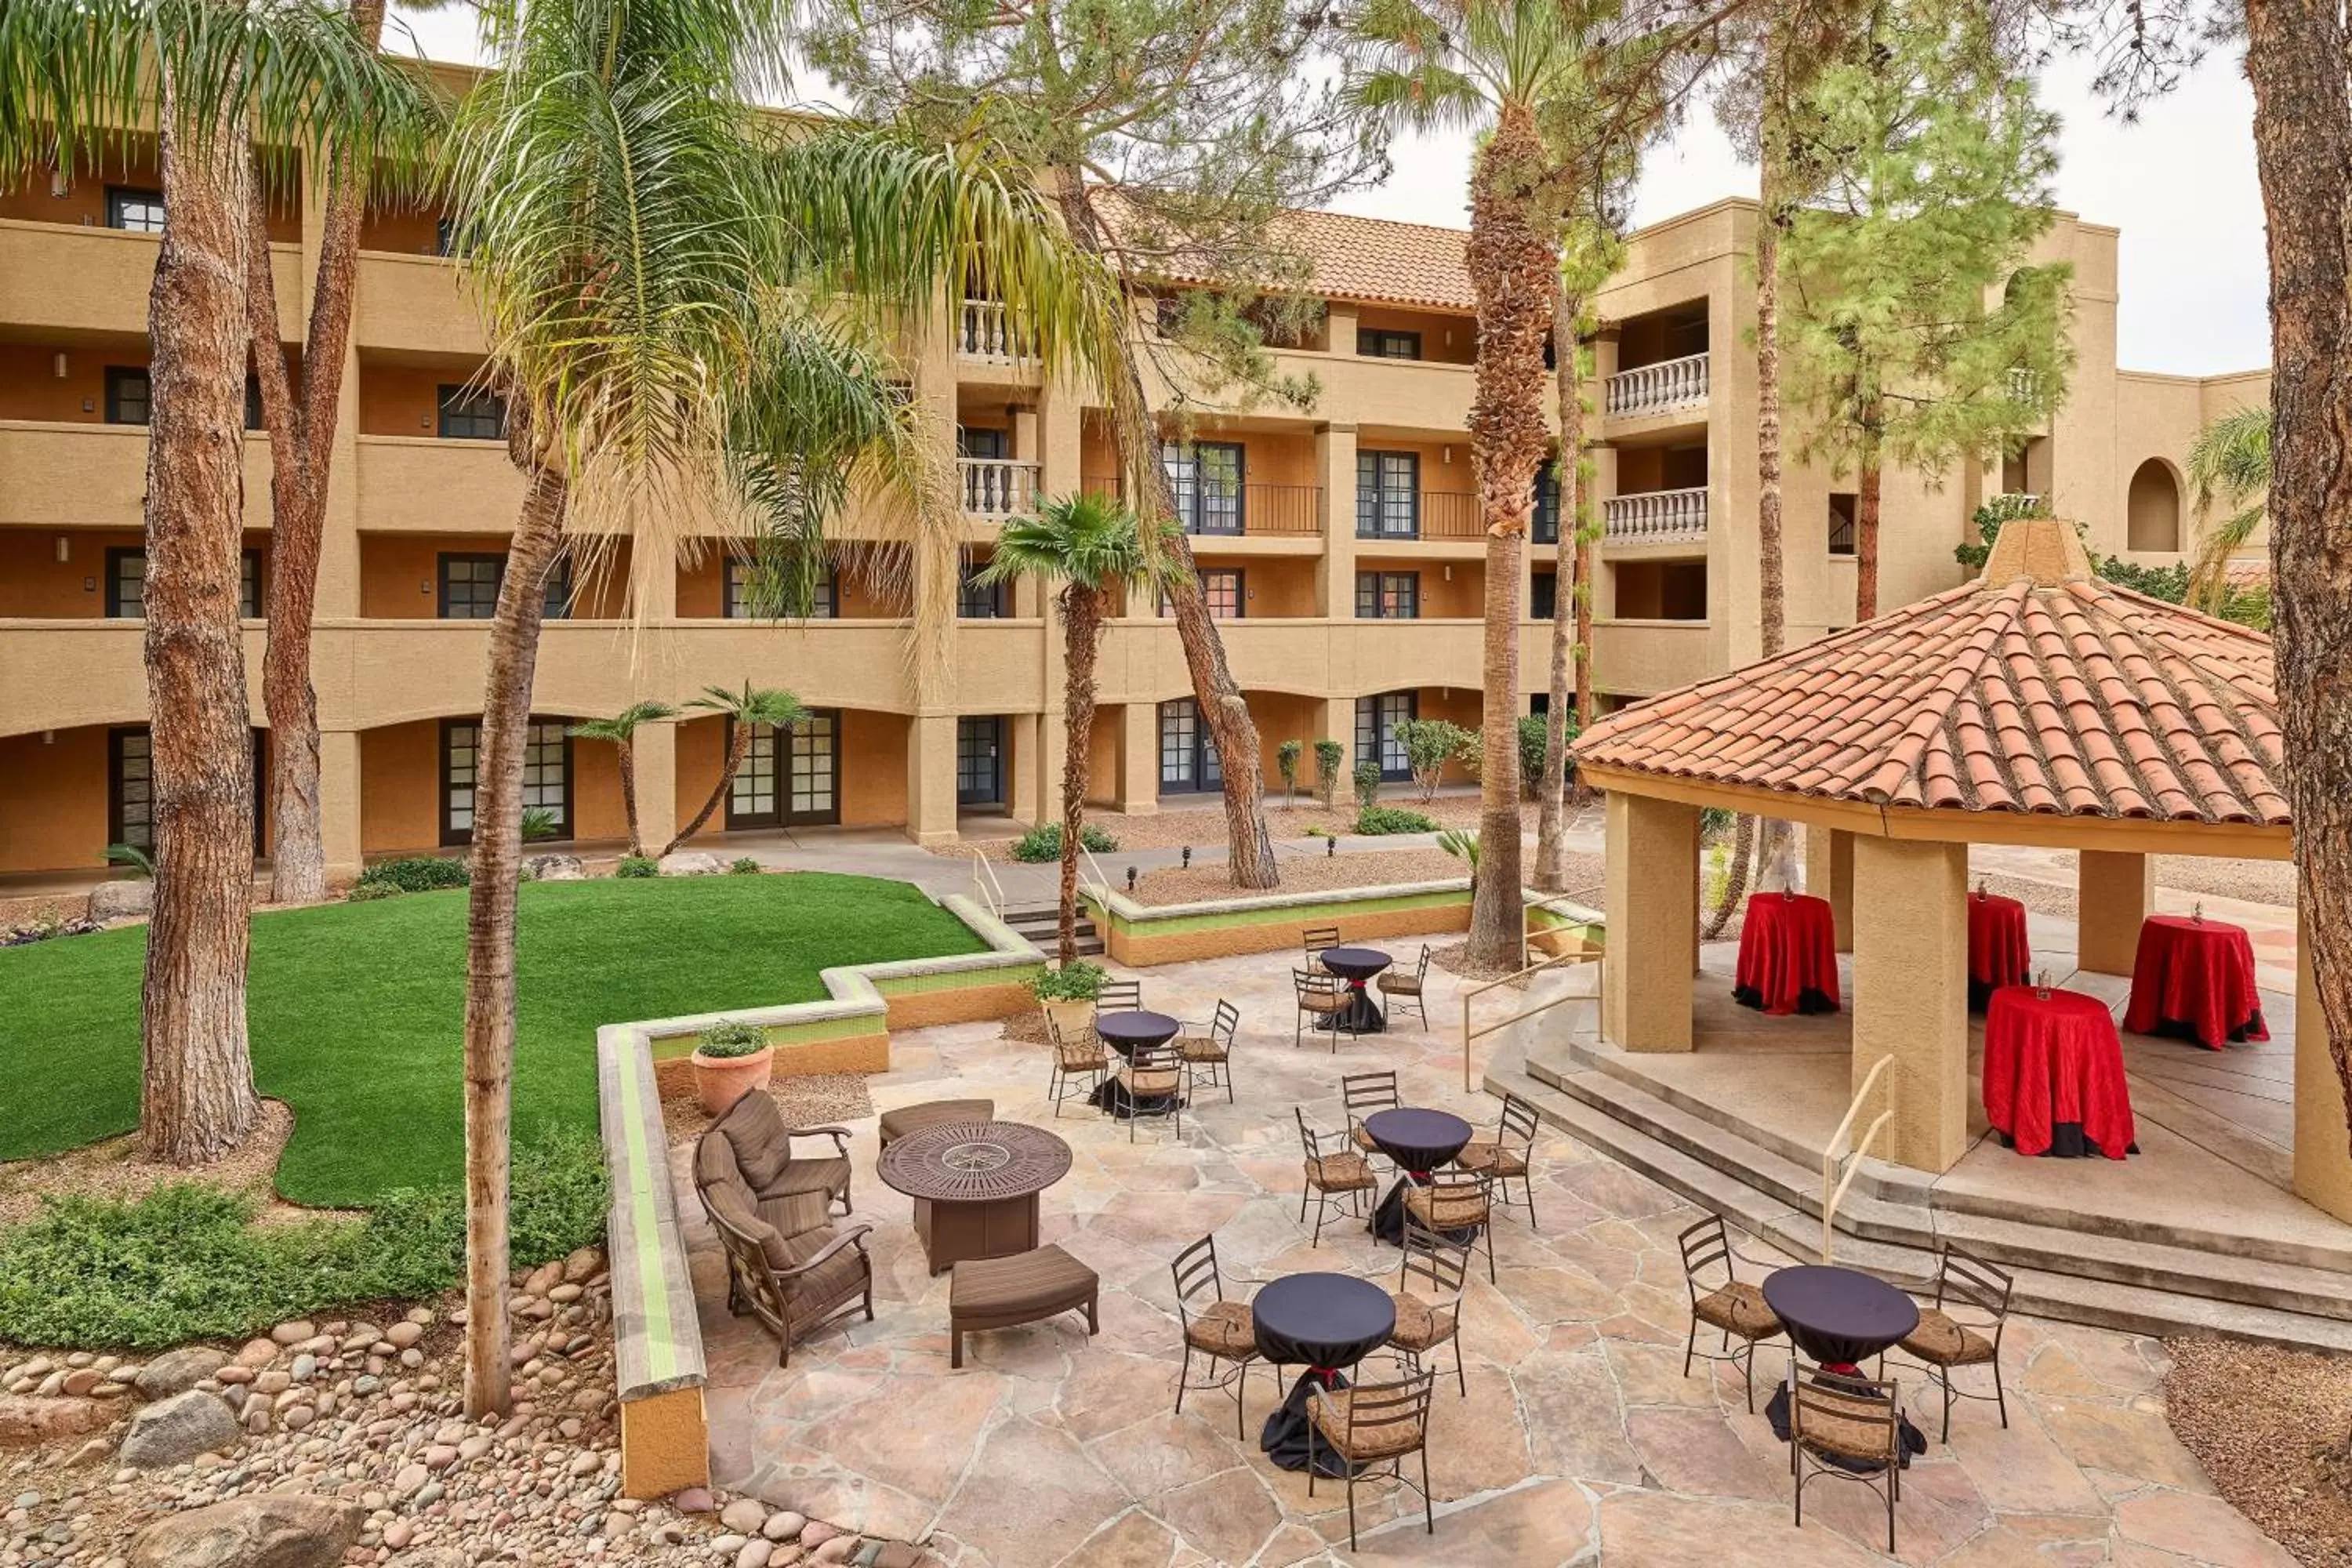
1604, 351, 1709, 418
1602, 486, 1708, 545
960, 457, 1040, 519
957, 299, 1029, 362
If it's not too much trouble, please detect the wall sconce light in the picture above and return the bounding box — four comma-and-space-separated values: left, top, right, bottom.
42, 730, 56, 745
420, 415, 433, 430
52, 352, 68, 379
1443, 564, 1452, 582
53, 535, 70, 563
83, 575, 96, 592
1441, 445, 1453, 464
420, 580, 432, 595
49, 167, 68, 198
1125, 866, 1138, 893
1181, 845, 1192, 869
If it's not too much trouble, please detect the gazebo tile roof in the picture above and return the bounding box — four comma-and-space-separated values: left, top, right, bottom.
1572, 519, 2288, 829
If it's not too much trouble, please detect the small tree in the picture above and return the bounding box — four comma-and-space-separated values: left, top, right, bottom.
1392, 719, 1477, 804
666, 685, 808, 855
1352, 760, 1383, 811
1314, 741, 1347, 809
2183, 405, 2270, 615
568, 701, 677, 858
1276, 740, 1303, 804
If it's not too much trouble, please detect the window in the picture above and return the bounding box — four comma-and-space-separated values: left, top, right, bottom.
958, 565, 1010, 618
956, 426, 1007, 459
957, 716, 1004, 804
437, 385, 506, 441
726, 711, 842, 826
1356, 328, 1422, 361
1355, 571, 1419, 619
1530, 572, 1557, 621
104, 367, 151, 426
241, 550, 263, 617
1162, 440, 1245, 535
1158, 699, 1222, 793
723, 557, 835, 619
438, 553, 570, 620
727, 720, 780, 826
1356, 450, 1420, 538
106, 547, 263, 618
1163, 568, 1244, 619
1532, 465, 1563, 544
441, 718, 571, 844
1828, 493, 1857, 556
105, 187, 165, 234
1355, 691, 1417, 781
108, 727, 155, 850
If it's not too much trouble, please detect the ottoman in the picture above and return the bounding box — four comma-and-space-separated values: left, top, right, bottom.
878, 1098, 997, 1151
949, 1244, 1098, 1369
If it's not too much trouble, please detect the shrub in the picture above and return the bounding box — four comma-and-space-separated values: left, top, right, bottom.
695, 1019, 768, 1059
1313, 740, 1346, 808
1437, 826, 1479, 870
102, 844, 154, 879
1009, 822, 1118, 862
520, 807, 561, 842
0, 1127, 606, 1351
615, 855, 659, 879
1355, 805, 1437, 835
1352, 760, 1382, 810
728, 857, 763, 875
1391, 719, 1477, 803
1275, 739, 1303, 801
1029, 960, 1105, 1003
1516, 713, 1580, 797
344, 881, 402, 903
355, 856, 469, 894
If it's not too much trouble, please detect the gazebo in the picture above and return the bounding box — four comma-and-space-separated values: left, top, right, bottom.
1570, 518, 2348, 1223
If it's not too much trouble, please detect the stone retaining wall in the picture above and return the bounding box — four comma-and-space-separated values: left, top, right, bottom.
1082, 879, 1599, 967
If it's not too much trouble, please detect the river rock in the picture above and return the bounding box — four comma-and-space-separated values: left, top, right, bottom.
524, 854, 586, 881
0, 1396, 108, 1447
134, 1348, 230, 1399
88, 879, 154, 920
121, 1391, 240, 1469
657, 851, 725, 877
127, 1494, 365, 1568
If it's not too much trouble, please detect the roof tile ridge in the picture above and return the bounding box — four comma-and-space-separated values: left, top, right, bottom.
2007, 590, 2106, 813
1855, 581, 2020, 805
2045, 586, 2166, 818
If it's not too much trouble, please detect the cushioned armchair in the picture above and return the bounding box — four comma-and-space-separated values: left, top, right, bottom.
694, 1133, 873, 1367
706, 1089, 853, 1217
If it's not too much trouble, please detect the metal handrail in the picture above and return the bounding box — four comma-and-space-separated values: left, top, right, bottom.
968, 848, 1006, 921
1079, 840, 1114, 904
1459, 945, 1605, 1094
1819, 1054, 1894, 1264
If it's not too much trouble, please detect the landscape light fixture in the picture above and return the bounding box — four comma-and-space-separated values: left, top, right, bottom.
1126, 866, 1137, 893
1181, 845, 1192, 869
1327, 836, 1336, 858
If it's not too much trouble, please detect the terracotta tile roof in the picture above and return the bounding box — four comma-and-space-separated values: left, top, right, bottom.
1136, 205, 1475, 313
1572, 519, 2288, 827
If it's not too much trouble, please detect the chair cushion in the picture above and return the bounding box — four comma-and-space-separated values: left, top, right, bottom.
699, 1167, 775, 1252
765, 1225, 869, 1307
1299, 993, 1348, 1014
879, 1099, 995, 1145
1309, 1389, 1424, 1459
1178, 1036, 1228, 1063
1796, 1385, 1896, 1463
756, 1189, 833, 1242
1183, 1299, 1257, 1359
1376, 974, 1422, 995
1057, 1037, 1109, 1072
1692, 1280, 1783, 1341
695, 1128, 745, 1192
1387, 1291, 1457, 1352
1404, 1185, 1489, 1231
1350, 1125, 1380, 1154
1901, 1308, 1997, 1367
1454, 1141, 1528, 1179
1123, 1065, 1183, 1097
1307, 1152, 1375, 1192
714, 1092, 796, 1191
764, 1156, 851, 1203
951, 1244, 1098, 1316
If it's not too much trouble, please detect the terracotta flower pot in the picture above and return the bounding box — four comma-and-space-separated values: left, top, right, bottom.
690, 1044, 775, 1118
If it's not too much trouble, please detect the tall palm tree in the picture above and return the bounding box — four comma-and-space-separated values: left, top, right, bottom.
978, 495, 1170, 961
2184, 405, 2270, 615
568, 700, 677, 857
0, 0, 437, 1163
665, 685, 807, 855
441, 0, 1116, 1417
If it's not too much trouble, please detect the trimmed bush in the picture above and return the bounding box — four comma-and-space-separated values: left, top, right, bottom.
344, 881, 402, 903
728, 857, 762, 875
354, 857, 468, 894
1355, 805, 1438, 835
695, 1019, 768, 1059
1010, 822, 1118, 862
615, 855, 659, 878
0, 1127, 607, 1350
1517, 713, 1580, 797
1029, 960, 1105, 1003
1313, 740, 1346, 808
1352, 761, 1382, 810
1275, 739, 1303, 800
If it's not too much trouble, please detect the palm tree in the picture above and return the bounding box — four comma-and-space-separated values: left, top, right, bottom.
2185, 405, 2270, 615
440, 0, 1114, 1417
568, 701, 677, 857
978, 495, 1169, 962
0, 0, 437, 1163
665, 685, 808, 855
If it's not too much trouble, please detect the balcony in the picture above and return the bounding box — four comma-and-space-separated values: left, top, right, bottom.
1082, 476, 1326, 539
955, 300, 1029, 364
1356, 491, 1484, 543
0, 223, 303, 339
1605, 352, 1708, 420
1095, 617, 1486, 702
961, 457, 1040, 520
355, 250, 482, 357
1603, 486, 1708, 546
0, 421, 272, 530
356, 436, 526, 534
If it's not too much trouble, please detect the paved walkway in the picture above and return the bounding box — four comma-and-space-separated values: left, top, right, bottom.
673, 948, 2288, 1566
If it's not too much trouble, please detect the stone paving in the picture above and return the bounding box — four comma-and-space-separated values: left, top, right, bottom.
672, 948, 2294, 1567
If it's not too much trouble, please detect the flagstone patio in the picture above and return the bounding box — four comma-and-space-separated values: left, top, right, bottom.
670, 947, 2292, 1566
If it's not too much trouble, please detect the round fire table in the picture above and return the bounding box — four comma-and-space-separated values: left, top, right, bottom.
1253, 1272, 1398, 1476
877, 1121, 1073, 1276
1318, 946, 1395, 1034
1090, 1009, 1185, 1118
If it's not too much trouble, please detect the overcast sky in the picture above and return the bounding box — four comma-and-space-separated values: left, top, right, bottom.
387, 9, 2269, 377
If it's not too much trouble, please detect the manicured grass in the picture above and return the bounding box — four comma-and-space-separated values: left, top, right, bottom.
0, 873, 984, 1208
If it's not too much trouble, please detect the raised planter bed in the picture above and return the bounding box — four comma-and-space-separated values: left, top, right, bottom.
1082, 877, 1599, 968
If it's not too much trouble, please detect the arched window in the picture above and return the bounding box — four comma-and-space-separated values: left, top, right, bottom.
2126, 459, 2181, 553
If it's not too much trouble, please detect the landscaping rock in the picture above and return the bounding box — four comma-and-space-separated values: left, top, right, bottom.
134, 1348, 230, 1399
720, 1498, 768, 1534
127, 1494, 365, 1568
525, 854, 587, 881
88, 879, 154, 920
120, 1391, 240, 1469
658, 851, 726, 877
0, 1396, 107, 1447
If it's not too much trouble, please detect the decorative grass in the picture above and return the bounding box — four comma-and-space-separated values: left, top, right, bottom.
0, 873, 982, 1207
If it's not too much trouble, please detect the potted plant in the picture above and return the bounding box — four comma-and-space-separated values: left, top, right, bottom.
690, 1019, 774, 1116
1029, 961, 1106, 1042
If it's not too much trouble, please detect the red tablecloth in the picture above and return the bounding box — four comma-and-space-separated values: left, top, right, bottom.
1967, 892, 2032, 995
2122, 915, 2269, 1049
1982, 987, 2136, 1159
1733, 892, 1841, 1016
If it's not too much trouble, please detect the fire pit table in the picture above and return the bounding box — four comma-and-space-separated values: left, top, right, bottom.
877, 1121, 1072, 1276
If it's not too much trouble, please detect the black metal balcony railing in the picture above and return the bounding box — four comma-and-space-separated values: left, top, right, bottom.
1357, 490, 1484, 542
1079, 475, 1323, 537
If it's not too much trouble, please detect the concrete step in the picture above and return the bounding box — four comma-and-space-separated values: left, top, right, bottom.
999, 905, 1104, 956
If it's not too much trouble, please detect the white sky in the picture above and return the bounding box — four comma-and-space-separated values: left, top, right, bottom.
387, 8, 2270, 377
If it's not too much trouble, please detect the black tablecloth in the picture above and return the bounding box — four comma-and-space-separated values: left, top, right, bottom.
1318, 946, 1393, 1034
1761, 1266, 1920, 1366
1253, 1273, 1396, 1476
1087, 1010, 1183, 1119
1362, 1108, 1477, 1247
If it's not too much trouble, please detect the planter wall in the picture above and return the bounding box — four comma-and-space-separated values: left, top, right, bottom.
1082, 879, 1602, 968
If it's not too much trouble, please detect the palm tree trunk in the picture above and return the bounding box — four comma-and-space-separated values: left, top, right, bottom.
1058, 584, 1105, 964
666, 727, 751, 855
138, 66, 263, 1166
1462, 104, 1555, 967
2241, 2, 2352, 1175
1746, 59, 1797, 895
615, 736, 641, 858
1702, 811, 1756, 942
249, 0, 384, 906
463, 462, 565, 1420
1573, 503, 1595, 725
1856, 416, 1882, 622
1535, 285, 1585, 891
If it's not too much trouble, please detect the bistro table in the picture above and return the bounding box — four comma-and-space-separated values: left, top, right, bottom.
1966, 891, 2033, 1012
1089, 1009, 1185, 1118
1318, 947, 1396, 1034
876, 1121, 1073, 1276
1983, 985, 2138, 1160
2122, 914, 2270, 1049
1253, 1272, 1398, 1477
1360, 1106, 1475, 1247
1733, 891, 1842, 1016
1761, 1265, 1928, 1466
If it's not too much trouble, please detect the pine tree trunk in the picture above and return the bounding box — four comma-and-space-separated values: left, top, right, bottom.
1462, 105, 1554, 966
1535, 285, 1584, 892
615, 737, 642, 858
2242, 2, 2352, 1169
463, 462, 565, 1420
666, 728, 750, 855
251, 0, 384, 906
138, 67, 263, 1167
1856, 417, 1882, 622
1058, 584, 1105, 964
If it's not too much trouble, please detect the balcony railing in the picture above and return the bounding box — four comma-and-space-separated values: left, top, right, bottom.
1603, 486, 1708, 545
956, 299, 1029, 363
960, 457, 1040, 518
1359, 490, 1483, 542
1080, 474, 1323, 536
1606, 352, 1709, 419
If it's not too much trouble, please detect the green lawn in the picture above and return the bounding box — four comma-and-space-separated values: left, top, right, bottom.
0, 873, 983, 1208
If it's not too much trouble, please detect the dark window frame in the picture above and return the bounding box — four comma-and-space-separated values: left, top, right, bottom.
437, 551, 570, 620
1828, 493, 1858, 555
1356, 449, 1421, 539
1157, 698, 1223, 794
1530, 571, 1558, 622
1162, 439, 1247, 535
956, 715, 1004, 805
104, 186, 165, 234
111, 725, 265, 852
105, 546, 263, 618
1356, 328, 1423, 361
723, 556, 837, 619
440, 716, 573, 847
1355, 691, 1419, 782
1355, 570, 1420, 620
103, 366, 151, 426
436, 383, 506, 441
1532, 464, 1563, 544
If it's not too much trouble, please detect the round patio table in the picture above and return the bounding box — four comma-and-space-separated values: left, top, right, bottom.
1089, 1009, 1183, 1118
1966, 891, 2033, 1012
1761, 1265, 1927, 1465
1983, 986, 2138, 1160
1318, 946, 1395, 1034
1733, 891, 1842, 1015
2122, 914, 2270, 1049
877, 1121, 1071, 1276
1360, 1106, 1475, 1247
1253, 1272, 1398, 1477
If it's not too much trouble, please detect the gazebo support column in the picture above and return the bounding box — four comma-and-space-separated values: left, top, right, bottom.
1602, 791, 1697, 1051
1853, 837, 1969, 1173
2292, 910, 2352, 1223
2077, 851, 2152, 976
1804, 826, 1854, 952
